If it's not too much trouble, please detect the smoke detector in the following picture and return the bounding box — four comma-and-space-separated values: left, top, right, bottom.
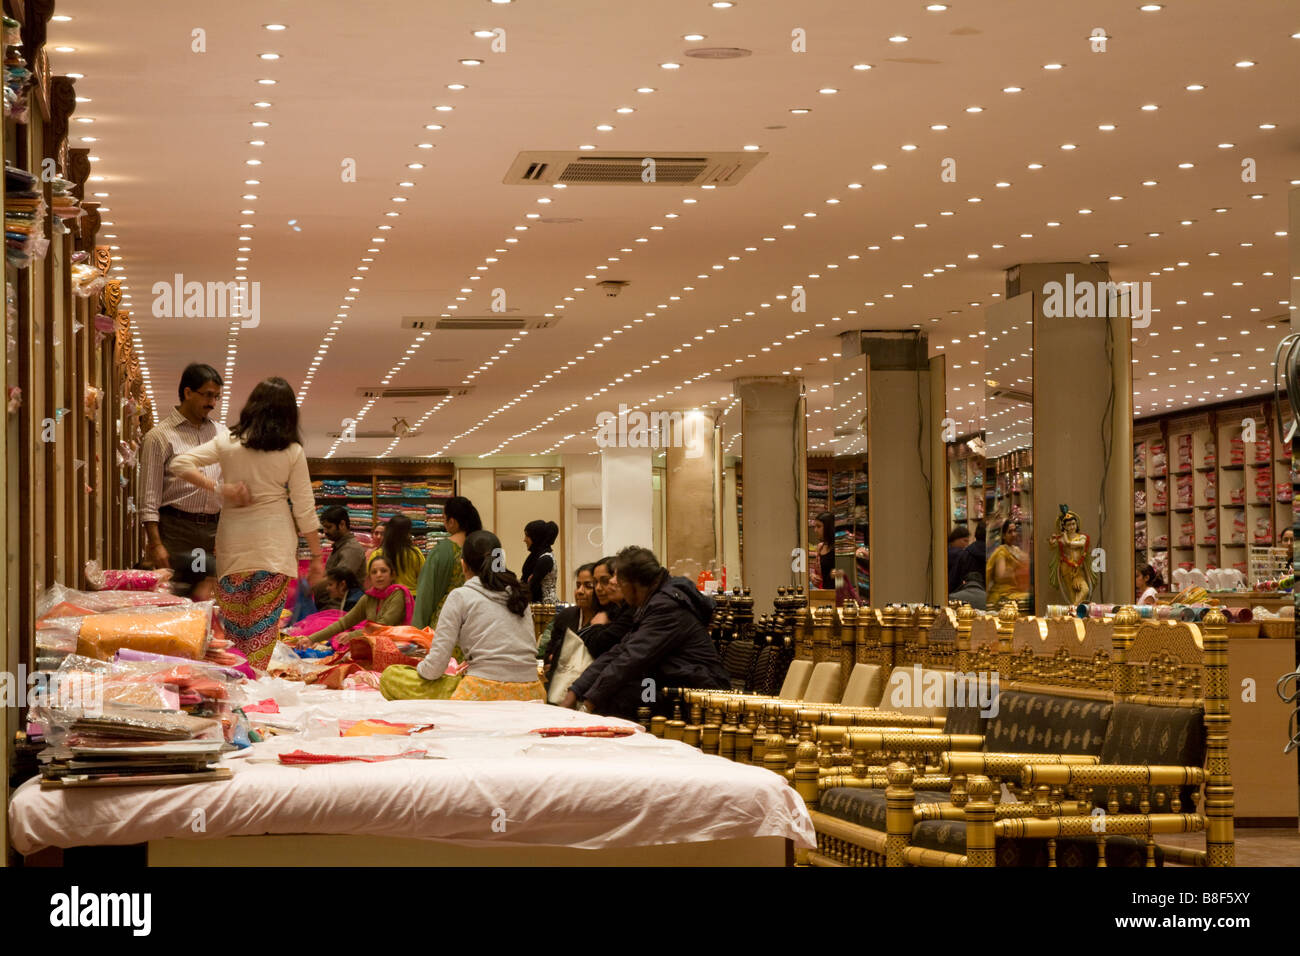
597, 280, 629, 297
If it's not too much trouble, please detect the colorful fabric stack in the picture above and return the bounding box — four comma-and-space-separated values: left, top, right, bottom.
3, 16, 30, 123
5, 164, 47, 267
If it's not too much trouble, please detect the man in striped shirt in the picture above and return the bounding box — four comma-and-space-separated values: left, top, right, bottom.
139, 363, 227, 596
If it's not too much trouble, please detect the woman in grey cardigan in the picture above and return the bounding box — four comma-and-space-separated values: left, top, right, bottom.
382, 530, 545, 702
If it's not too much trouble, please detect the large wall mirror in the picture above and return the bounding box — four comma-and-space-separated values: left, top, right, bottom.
982, 294, 1035, 612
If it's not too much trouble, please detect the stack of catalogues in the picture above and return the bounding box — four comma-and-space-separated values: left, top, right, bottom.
35, 703, 229, 789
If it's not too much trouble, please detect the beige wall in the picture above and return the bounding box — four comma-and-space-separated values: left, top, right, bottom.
737, 377, 805, 613
1019, 263, 1134, 609
665, 415, 719, 580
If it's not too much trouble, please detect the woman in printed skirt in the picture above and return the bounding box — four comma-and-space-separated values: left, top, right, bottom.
169, 376, 323, 670
383, 530, 545, 702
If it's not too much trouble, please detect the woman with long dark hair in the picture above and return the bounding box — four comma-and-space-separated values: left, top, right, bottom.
367, 512, 424, 596
521, 519, 559, 603
411, 495, 482, 629
382, 530, 545, 701
170, 376, 322, 669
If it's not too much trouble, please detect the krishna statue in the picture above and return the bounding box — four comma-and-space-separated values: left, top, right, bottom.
1048, 503, 1095, 605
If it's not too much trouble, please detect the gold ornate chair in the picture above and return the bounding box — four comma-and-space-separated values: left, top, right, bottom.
799, 606, 1233, 867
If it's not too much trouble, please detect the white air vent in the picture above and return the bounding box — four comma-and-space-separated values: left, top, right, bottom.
355, 386, 475, 399
684, 47, 752, 59
326, 429, 422, 440
402, 315, 559, 331
504, 150, 767, 187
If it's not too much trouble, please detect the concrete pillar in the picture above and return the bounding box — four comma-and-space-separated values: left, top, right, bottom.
737, 377, 806, 613
664, 410, 720, 580
1006, 261, 1134, 609
601, 446, 653, 554
839, 332, 945, 604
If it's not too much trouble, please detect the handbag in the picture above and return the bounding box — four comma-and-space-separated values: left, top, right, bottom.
546, 628, 594, 705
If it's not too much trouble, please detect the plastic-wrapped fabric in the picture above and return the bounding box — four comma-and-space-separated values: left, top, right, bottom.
73, 603, 213, 661
83, 560, 174, 592
36, 582, 187, 621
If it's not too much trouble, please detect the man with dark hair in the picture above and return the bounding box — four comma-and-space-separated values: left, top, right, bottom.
561, 545, 729, 719
320, 505, 366, 583
138, 363, 225, 596
952, 520, 988, 594
947, 525, 972, 594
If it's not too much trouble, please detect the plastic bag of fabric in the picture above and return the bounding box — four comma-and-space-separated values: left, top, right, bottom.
73, 602, 214, 661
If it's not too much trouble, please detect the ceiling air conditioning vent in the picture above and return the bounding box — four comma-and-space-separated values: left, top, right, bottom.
503, 150, 766, 187
354, 386, 475, 399
326, 429, 422, 440
402, 315, 560, 331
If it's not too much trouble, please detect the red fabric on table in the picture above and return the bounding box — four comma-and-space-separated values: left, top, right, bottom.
277, 749, 426, 765
530, 726, 636, 738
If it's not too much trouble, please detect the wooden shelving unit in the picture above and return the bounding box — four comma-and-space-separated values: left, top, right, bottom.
1133, 397, 1294, 590
306, 458, 455, 555
946, 441, 985, 530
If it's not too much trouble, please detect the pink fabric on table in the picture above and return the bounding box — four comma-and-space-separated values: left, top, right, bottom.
282, 609, 346, 638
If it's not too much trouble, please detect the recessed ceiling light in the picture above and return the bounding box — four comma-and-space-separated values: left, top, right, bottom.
743, 144, 761, 151
1027, 162, 1043, 170
1142, 179, 1158, 186
888, 35, 909, 43
1185, 83, 1205, 91
819, 88, 838, 94
930, 123, 948, 130
252, 101, 272, 108
966, 105, 984, 113
790, 108, 811, 114
683, 34, 706, 41
595, 124, 613, 131
1259, 123, 1276, 129
459, 59, 482, 66
616, 106, 635, 113
660, 62, 681, 69
579, 144, 596, 150
66, 73, 84, 79
852, 63, 873, 71
259, 53, 280, 60
54, 46, 76, 53
1043, 63, 1064, 70
1235, 60, 1255, 68
1060, 143, 1077, 150
636, 87, 656, 93
407, 162, 424, 169
1217, 142, 1235, 148
473, 29, 496, 38
1139, 3, 1163, 10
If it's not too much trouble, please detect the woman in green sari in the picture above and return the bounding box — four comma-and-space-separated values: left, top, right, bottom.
411, 496, 483, 629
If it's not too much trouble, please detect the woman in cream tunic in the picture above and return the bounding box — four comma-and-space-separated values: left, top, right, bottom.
171, 376, 323, 669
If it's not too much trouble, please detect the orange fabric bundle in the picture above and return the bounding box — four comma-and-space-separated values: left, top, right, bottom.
75, 607, 210, 661
347, 624, 433, 671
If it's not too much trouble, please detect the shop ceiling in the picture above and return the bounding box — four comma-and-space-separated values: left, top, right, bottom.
48, 0, 1298, 457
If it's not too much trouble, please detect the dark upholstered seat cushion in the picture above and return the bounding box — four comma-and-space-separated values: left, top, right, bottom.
910, 820, 1161, 867
819, 787, 950, 830
943, 702, 988, 737
1096, 701, 1205, 812
983, 691, 1111, 756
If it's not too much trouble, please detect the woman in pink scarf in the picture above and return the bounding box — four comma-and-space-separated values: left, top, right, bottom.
297, 556, 412, 647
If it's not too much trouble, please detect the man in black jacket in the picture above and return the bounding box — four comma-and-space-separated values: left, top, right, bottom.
561, 546, 730, 720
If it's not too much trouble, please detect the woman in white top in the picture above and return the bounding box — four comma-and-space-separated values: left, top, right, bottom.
381, 530, 545, 702
1135, 562, 1162, 606
170, 376, 323, 670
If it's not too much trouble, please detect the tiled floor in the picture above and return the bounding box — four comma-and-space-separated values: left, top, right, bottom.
1162, 828, 1300, 866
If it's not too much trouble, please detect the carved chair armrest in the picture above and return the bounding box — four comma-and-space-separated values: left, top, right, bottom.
944, 752, 1100, 777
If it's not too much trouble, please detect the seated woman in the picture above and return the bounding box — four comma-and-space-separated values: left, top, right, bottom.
539, 563, 598, 691
382, 530, 545, 702
367, 514, 424, 597
297, 555, 412, 647
561, 546, 730, 720
318, 567, 364, 612
579, 555, 636, 658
